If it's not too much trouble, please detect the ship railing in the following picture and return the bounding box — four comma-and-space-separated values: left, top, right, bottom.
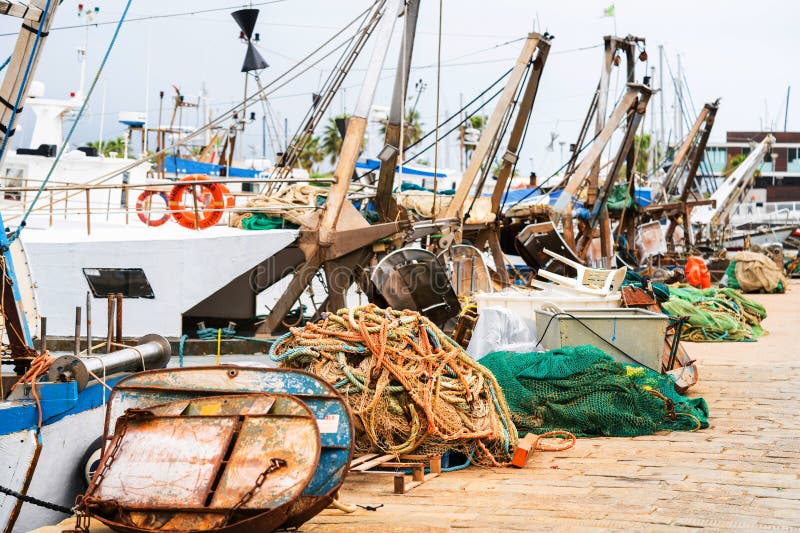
0, 176, 378, 234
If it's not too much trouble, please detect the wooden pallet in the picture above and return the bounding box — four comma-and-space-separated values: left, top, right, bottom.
348, 453, 442, 494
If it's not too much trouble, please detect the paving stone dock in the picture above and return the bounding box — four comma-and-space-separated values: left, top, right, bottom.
305, 282, 800, 532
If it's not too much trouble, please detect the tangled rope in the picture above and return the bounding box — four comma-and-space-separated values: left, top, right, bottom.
11, 351, 55, 427
230, 184, 327, 229
269, 305, 517, 466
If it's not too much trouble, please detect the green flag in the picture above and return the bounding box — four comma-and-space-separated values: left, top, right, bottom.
603, 4, 615, 17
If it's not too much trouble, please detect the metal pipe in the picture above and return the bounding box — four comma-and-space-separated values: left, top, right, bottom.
115, 293, 123, 345
106, 294, 114, 353
86, 292, 92, 357
74, 306, 81, 355
47, 334, 172, 391
40, 316, 47, 353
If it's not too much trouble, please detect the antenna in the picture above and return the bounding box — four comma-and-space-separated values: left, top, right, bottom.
76, 4, 100, 100
232, 9, 269, 73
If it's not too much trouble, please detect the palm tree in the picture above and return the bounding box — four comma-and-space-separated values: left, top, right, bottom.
727, 153, 761, 178
634, 134, 651, 175
469, 115, 487, 131
321, 115, 348, 164
87, 137, 127, 158
400, 109, 424, 149
462, 114, 487, 164
321, 114, 370, 165
378, 109, 424, 155
298, 136, 325, 173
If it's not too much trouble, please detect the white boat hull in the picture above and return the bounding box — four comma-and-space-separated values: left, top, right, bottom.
19, 223, 298, 337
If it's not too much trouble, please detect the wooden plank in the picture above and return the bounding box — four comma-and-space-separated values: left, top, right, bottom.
350, 454, 396, 472
349, 454, 380, 468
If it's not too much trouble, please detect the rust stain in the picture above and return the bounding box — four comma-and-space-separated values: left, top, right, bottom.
84, 393, 321, 533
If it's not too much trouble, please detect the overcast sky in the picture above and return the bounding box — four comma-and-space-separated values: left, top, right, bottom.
1, 0, 796, 178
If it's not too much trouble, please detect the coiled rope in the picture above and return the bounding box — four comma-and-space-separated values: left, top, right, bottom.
270, 305, 517, 466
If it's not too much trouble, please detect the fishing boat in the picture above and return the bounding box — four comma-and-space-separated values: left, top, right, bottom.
0, 2, 408, 342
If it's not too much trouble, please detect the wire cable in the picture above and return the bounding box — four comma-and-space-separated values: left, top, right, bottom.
0, 1, 289, 38
10, 2, 380, 221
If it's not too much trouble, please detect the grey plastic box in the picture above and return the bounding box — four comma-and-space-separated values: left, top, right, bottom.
534, 307, 668, 372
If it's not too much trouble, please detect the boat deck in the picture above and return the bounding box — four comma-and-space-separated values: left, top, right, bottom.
305, 283, 800, 532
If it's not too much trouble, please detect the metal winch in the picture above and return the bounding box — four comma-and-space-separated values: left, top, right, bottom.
47, 334, 171, 390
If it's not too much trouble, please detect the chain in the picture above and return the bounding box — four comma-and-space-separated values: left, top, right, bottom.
0, 484, 72, 514
62, 507, 91, 533
224, 458, 287, 524
90, 423, 128, 489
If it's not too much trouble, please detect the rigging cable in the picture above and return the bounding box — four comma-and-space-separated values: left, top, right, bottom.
11, 0, 133, 242
0, 1, 289, 38
11, 2, 381, 221
349, 66, 513, 182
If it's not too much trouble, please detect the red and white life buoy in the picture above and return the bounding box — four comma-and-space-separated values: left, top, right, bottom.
135, 190, 170, 227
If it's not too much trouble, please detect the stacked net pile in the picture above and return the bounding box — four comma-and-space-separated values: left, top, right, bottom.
723, 251, 786, 293
661, 284, 767, 342
269, 305, 517, 465
480, 345, 708, 438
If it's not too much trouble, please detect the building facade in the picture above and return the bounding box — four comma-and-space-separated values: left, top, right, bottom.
705, 131, 800, 202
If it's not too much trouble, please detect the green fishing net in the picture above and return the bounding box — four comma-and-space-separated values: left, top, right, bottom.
661, 284, 767, 341
240, 213, 298, 231
480, 345, 708, 438
606, 183, 636, 211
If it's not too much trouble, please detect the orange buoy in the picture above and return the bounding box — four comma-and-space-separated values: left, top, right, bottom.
168, 175, 225, 230
135, 190, 170, 227
219, 184, 235, 209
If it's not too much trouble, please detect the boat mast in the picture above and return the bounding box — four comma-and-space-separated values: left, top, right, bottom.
258, 0, 408, 335
664, 100, 720, 249
0, 0, 61, 361
477, 34, 551, 284
318, 0, 403, 244
267, 0, 388, 183
374, 0, 420, 223
444, 34, 544, 223
559, 35, 644, 263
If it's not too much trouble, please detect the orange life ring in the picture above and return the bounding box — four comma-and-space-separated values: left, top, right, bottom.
136, 190, 170, 227
219, 184, 235, 209
168, 175, 225, 230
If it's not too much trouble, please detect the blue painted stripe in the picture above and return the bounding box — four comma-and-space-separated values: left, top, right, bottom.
164, 156, 263, 178
0, 376, 125, 435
